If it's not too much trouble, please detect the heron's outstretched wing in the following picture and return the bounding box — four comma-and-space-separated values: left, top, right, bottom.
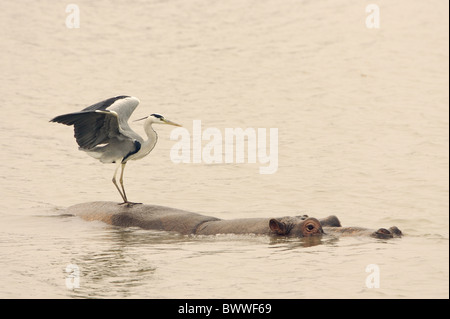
82, 96, 140, 125
50, 96, 141, 150
50, 110, 121, 149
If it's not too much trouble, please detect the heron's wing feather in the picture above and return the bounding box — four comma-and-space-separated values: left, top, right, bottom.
106, 96, 140, 124
81, 95, 132, 112
50, 96, 141, 149
50, 110, 125, 149
82, 96, 140, 125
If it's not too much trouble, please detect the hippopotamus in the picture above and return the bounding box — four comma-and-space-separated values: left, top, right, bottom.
65, 201, 402, 239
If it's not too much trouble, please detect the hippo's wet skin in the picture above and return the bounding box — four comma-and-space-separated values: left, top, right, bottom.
66, 201, 402, 239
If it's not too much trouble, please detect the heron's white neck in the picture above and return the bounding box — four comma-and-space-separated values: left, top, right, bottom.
143, 120, 158, 148
131, 120, 158, 161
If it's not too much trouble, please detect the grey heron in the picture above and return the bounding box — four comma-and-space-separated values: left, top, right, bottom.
50, 95, 181, 205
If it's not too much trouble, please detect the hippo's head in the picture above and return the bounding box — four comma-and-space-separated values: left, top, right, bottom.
269, 217, 323, 237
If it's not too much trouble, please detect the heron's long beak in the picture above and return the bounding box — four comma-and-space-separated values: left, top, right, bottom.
133, 116, 148, 122
163, 119, 182, 127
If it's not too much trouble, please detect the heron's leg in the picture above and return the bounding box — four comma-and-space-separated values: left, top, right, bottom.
119, 162, 128, 203
112, 162, 127, 203
118, 162, 142, 206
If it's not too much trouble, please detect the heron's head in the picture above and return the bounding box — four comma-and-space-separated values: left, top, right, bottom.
134, 114, 181, 126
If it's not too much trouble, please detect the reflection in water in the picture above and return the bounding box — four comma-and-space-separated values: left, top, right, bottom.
269, 234, 325, 249
66, 227, 160, 298
65, 222, 338, 298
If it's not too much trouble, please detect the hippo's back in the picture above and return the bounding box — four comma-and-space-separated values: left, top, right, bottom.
66, 201, 220, 234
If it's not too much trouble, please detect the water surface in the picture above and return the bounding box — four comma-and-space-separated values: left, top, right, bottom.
0, 0, 448, 298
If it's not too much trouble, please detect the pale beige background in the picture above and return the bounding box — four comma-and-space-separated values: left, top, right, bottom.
0, 0, 448, 298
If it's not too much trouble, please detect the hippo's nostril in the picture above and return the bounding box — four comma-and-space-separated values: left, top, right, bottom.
372, 228, 393, 239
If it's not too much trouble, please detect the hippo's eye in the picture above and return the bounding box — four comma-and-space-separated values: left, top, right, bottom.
306, 224, 314, 231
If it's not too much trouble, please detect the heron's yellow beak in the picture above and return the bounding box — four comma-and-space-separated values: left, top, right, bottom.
163, 119, 182, 127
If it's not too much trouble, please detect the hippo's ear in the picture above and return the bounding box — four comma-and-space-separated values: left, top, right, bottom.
269, 219, 288, 235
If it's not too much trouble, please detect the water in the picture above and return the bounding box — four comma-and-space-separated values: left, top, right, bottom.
0, 0, 448, 298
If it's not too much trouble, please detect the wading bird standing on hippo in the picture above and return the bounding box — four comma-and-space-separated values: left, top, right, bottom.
51, 96, 402, 240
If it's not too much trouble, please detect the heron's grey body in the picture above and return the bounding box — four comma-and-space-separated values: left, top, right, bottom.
50, 95, 181, 205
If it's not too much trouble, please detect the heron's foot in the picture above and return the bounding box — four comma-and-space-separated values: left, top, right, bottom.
118, 201, 142, 208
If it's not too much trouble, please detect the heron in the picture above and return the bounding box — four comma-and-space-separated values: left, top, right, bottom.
50, 95, 181, 206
